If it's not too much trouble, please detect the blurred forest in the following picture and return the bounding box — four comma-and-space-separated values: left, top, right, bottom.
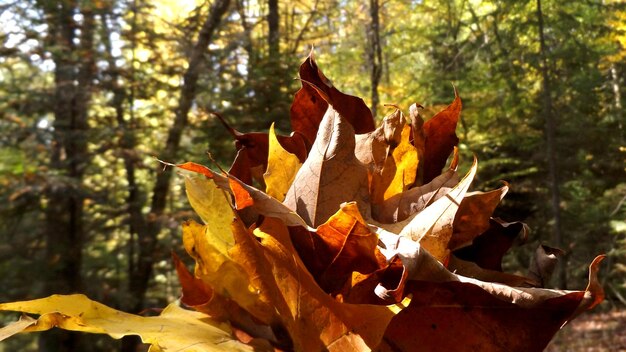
0, 0, 624, 351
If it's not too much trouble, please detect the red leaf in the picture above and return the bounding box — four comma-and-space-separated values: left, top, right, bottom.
291, 52, 375, 145
172, 251, 212, 307
422, 91, 461, 183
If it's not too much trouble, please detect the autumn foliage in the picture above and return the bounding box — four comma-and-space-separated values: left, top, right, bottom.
0, 53, 605, 351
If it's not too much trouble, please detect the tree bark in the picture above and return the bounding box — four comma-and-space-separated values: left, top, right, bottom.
268, 0, 279, 58
367, 0, 383, 118
536, 0, 566, 288
39, 1, 96, 351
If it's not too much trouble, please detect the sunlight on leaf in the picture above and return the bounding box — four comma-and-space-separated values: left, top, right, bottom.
263, 123, 302, 202
0, 295, 254, 351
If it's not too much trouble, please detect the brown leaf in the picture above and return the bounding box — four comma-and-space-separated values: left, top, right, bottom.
447, 255, 539, 287
381, 281, 583, 352
454, 218, 529, 272
448, 182, 509, 251
377, 250, 605, 351
354, 108, 406, 168
422, 90, 461, 183
284, 106, 370, 227
528, 245, 565, 287
398, 158, 477, 262
291, 51, 375, 145
409, 103, 426, 184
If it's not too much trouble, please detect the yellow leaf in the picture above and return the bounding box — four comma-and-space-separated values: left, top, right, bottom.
182, 220, 275, 324
371, 124, 418, 203
0, 294, 254, 351
184, 175, 234, 256
263, 123, 302, 202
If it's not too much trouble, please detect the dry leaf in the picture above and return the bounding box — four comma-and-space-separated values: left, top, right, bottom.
422, 90, 461, 183
448, 182, 510, 251
370, 124, 419, 204
372, 167, 459, 224
312, 202, 387, 294
291, 51, 375, 146
184, 175, 235, 256
263, 123, 302, 202
0, 295, 256, 351
182, 219, 276, 324
454, 218, 529, 271
231, 216, 394, 351
354, 108, 406, 168
284, 106, 369, 227
399, 158, 478, 262
528, 245, 566, 287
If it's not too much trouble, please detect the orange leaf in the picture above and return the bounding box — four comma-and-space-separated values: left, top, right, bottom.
313, 202, 387, 294
230, 216, 394, 351
370, 124, 419, 204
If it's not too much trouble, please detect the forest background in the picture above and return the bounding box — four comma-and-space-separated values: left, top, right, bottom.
0, 0, 624, 351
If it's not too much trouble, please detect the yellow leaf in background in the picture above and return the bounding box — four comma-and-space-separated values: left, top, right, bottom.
184, 176, 235, 256
263, 123, 302, 202
182, 220, 275, 324
371, 124, 418, 204
0, 294, 254, 351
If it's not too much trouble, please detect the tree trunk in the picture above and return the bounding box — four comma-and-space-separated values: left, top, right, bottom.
39, 1, 96, 351
367, 0, 383, 118
121, 4, 232, 352
268, 0, 280, 58
536, 0, 566, 288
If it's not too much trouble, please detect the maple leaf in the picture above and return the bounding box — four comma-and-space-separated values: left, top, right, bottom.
0, 53, 607, 352
0, 295, 255, 351
291, 49, 376, 146
284, 106, 370, 227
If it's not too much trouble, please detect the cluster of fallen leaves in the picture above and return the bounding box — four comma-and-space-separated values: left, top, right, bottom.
0, 53, 605, 352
